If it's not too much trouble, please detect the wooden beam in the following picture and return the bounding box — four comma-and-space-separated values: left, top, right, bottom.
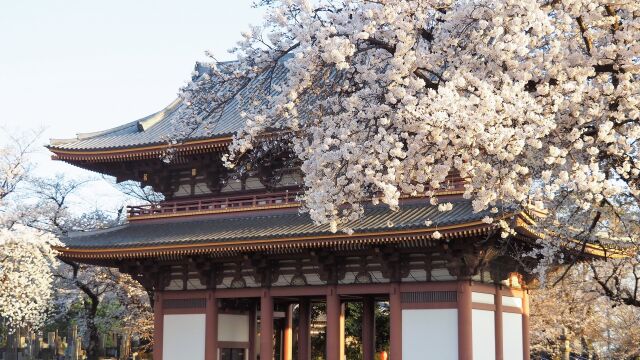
260, 289, 274, 360
205, 290, 218, 360
297, 298, 311, 360
283, 304, 294, 360
522, 289, 530, 360
495, 285, 504, 360
325, 286, 341, 360
457, 281, 473, 360
153, 291, 164, 360
389, 283, 402, 360
362, 296, 376, 360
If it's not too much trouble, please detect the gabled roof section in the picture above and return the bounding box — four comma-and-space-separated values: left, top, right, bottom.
48, 60, 289, 160
47, 97, 235, 154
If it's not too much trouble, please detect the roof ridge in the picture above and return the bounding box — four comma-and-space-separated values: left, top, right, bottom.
49, 99, 183, 146
137, 98, 182, 131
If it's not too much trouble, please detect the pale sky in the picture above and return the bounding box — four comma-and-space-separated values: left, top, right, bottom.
0, 0, 266, 212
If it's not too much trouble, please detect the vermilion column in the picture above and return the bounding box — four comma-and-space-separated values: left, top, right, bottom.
283, 304, 294, 360
205, 290, 219, 360
362, 297, 376, 360
457, 281, 473, 360
298, 299, 311, 360
249, 301, 257, 360
495, 287, 504, 360
389, 283, 402, 360
340, 303, 346, 360
153, 291, 164, 360
326, 286, 341, 360
261, 289, 274, 360
522, 290, 530, 360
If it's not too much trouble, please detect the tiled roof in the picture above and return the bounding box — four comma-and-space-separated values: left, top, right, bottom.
49, 61, 288, 152
61, 199, 503, 251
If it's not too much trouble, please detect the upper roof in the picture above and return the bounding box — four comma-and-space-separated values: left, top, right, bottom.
48, 61, 287, 155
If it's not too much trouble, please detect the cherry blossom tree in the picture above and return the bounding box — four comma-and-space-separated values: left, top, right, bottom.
0, 225, 62, 331
180, 0, 639, 282
0, 130, 63, 331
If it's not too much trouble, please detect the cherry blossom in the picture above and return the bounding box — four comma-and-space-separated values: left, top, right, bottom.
180, 0, 639, 257
0, 225, 62, 330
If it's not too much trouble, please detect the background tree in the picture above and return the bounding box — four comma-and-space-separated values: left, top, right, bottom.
0, 128, 154, 360
530, 265, 640, 358
0, 129, 40, 201
15, 175, 152, 360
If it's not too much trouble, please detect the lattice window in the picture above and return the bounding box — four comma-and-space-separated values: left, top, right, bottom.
163, 298, 206, 309
400, 291, 457, 303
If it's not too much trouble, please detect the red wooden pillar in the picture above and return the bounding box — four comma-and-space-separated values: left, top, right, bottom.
249, 301, 257, 360
522, 290, 530, 360
494, 286, 504, 360
261, 289, 274, 360
205, 290, 219, 360
283, 304, 294, 360
340, 303, 346, 360
326, 286, 341, 360
153, 291, 164, 360
298, 298, 311, 360
389, 283, 402, 360
362, 297, 376, 360
457, 281, 473, 360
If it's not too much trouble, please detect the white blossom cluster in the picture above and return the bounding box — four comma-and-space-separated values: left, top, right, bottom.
0, 225, 63, 330
182, 0, 639, 251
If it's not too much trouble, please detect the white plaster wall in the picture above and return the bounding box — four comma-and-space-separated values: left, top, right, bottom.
502, 296, 522, 309
472, 292, 495, 305
502, 313, 523, 360
163, 314, 206, 360
218, 314, 250, 342
472, 309, 495, 360
402, 309, 458, 360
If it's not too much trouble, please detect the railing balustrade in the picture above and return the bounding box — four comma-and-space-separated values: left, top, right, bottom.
127, 191, 300, 219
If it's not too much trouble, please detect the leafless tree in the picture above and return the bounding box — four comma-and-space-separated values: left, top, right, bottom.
0, 128, 41, 201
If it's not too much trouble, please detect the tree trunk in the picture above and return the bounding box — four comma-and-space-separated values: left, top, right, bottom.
85, 303, 101, 360
78, 280, 101, 360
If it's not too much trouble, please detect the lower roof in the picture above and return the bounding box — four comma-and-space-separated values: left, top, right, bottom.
59, 199, 513, 260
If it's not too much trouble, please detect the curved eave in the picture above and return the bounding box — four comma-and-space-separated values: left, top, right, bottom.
48, 136, 233, 162
56, 219, 510, 261
514, 218, 629, 259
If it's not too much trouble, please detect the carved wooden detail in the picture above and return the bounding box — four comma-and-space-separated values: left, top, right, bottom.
374, 247, 409, 282
310, 251, 346, 284
190, 256, 223, 288
245, 255, 279, 287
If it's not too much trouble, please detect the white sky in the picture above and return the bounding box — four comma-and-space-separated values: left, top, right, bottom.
0, 0, 266, 213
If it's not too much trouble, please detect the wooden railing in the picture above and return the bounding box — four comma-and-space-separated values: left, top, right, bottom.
127, 191, 300, 219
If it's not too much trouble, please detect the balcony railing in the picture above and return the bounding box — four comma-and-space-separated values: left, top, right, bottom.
127, 191, 300, 219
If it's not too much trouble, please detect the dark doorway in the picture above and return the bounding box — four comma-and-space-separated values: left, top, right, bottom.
220, 348, 246, 360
